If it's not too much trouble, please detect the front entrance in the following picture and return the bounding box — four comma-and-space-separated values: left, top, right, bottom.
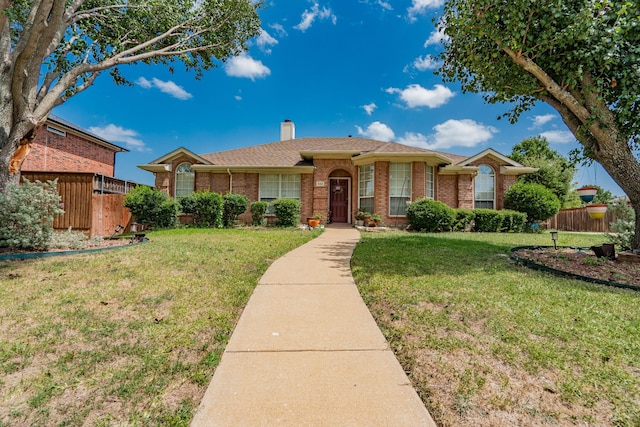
329, 178, 350, 223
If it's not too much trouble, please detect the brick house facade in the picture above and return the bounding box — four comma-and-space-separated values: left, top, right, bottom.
139, 121, 536, 226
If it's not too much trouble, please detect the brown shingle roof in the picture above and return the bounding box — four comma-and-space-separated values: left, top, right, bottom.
200, 137, 467, 167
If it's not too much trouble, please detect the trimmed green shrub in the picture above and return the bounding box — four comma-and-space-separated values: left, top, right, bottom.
453, 209, 475, 231
472, 209, 503, 232
272, 198, 301, 227
222, 193, 249, 227
124, 186, 178, 229
250, 201, 268, 226
0, 178, 64, 250
504, 182, 561, 222
406, 198, 455, 232
178, 191, 223, 228
500, 210, 527, 232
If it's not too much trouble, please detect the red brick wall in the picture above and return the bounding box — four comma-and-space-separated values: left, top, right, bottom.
412, 162, 426, 201
438, 174, 458, 208
22, 126, 116, 176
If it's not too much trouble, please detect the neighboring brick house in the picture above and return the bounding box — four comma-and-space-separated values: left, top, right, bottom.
22, 114, 127, 176
139, 120, 536, 226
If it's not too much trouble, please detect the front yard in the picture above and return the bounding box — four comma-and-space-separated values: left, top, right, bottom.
0, 228, 319, 426
351, 232, 640, 426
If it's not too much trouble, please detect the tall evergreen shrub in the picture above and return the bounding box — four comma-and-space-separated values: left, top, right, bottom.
272, 198, 301, 227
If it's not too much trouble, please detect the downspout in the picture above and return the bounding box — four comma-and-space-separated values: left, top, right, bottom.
227, 168, 233, 193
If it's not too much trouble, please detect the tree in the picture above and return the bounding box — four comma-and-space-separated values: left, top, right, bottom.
509, 136, 576, 207
504, 182, 561, 223
0, 0, 262, 189
438, 0, 640, 250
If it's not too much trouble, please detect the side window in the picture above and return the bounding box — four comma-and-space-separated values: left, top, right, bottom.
175, 163, 195, 198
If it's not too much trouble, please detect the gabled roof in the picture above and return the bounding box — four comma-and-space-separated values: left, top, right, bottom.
47, 114, 128, 153
441, 148, 538, 175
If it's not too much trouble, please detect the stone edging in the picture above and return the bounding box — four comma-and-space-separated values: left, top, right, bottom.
509, 245, 638, 292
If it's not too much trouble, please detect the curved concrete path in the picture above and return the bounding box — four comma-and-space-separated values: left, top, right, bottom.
191, 226, 435, 426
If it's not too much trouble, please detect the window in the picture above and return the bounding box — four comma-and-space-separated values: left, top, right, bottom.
358, 164, 374, 214
175, 163, 195, 198
259, 174, 301, 212
475, 164, 495, 209
389, 162, 411, 216
426, 164, 435, 199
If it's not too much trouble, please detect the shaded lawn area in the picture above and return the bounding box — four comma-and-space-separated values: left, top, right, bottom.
0, 228, 320, 427
351, 232, 640, 427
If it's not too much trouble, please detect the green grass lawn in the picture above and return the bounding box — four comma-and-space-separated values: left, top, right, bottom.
352, 232, 640, 427
0, 228, 319, 427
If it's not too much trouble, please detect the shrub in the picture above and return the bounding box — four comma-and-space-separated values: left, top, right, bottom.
178, 191, 223, 228
500, 210, 527, 232
271, 198, 301, 227
250, 201, 268, 226
472, 209, 504, 232
0, 178, 64, 250
222, 193, 250, 227
607, 201, 635, 251
453, 209, 475, 231
124, 186, 178, 229
406, 198, 455, 232
504, 182, 561, 222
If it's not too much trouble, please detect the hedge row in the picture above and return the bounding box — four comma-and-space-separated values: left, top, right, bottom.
406, 198, 527, 233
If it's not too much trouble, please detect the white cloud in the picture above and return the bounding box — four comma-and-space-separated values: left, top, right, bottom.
269, 23, 288, 38
424, 119, 498, 150
356, 121, 395, 141
362, 102, 377, 115
529, 114, 556, 129
408, 0, 444, 22
386, 84, 455, 109
412, 55, 440, 71
362, 0, 393, 10
224, 53, 271, 80
235, 95, 242, 101
424, 28, 449, 46
257, 29, 278, 54
294, 2, 337, 32
539, 130, 575, 144
136, 77, 192, 100
397, 132, 428, 147
88, 124, 148, 152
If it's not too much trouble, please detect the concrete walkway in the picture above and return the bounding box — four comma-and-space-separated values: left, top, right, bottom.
191, 226, 436, 426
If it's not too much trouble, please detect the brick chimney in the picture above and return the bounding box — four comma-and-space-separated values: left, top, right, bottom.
280, 119, 295, 141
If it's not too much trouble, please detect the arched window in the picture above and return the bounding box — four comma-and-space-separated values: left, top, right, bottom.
474, 164, 495, 209
175, 163, 194, 198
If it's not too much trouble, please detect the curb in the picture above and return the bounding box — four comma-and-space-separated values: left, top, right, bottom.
0, 240, 145, 262
509, 245, 638, 292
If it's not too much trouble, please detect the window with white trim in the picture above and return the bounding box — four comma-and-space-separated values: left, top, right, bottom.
389, 162, 411, 216
175, 163, 195, 198
358, 164, 374, 214
426, 164, 435, 199
259, 174, 301, 212
474, 164, 495, 209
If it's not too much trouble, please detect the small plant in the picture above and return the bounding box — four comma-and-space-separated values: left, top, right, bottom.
250, 201, 268, 226
371, 213, 382, 222
472, 209, 503, 232
0, 178, 64, 250
179, 191, 224, 228
271, 198, 301, 227
312, 213, 324, 220
355, 211, 368, 221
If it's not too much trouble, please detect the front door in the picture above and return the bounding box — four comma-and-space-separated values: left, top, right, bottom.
330, 178, 349, 223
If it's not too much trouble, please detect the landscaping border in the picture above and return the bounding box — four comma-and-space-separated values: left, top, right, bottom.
510, 245, 638, 292
0, 241, 144, 262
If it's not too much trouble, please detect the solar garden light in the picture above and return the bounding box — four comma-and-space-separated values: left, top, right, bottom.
550, 229, 559, 250
130, 222, 139, 243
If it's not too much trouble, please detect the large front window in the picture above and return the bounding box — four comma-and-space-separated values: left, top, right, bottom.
175, 163, 194, 198
389, 162, 411, 216
358, 164, 374, 214
475, 164, 495, 209
259, 174, 301, 212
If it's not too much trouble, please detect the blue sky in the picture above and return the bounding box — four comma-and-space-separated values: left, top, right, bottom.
52, 0, 624, 195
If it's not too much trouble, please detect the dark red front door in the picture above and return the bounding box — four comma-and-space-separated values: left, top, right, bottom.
330, 179, 349, 223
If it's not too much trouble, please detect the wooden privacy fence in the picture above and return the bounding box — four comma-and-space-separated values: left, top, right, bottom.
547, 207, 618, 233
22, 172, 137, 237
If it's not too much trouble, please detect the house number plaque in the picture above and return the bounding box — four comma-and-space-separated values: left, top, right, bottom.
316, 181, 325, 187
